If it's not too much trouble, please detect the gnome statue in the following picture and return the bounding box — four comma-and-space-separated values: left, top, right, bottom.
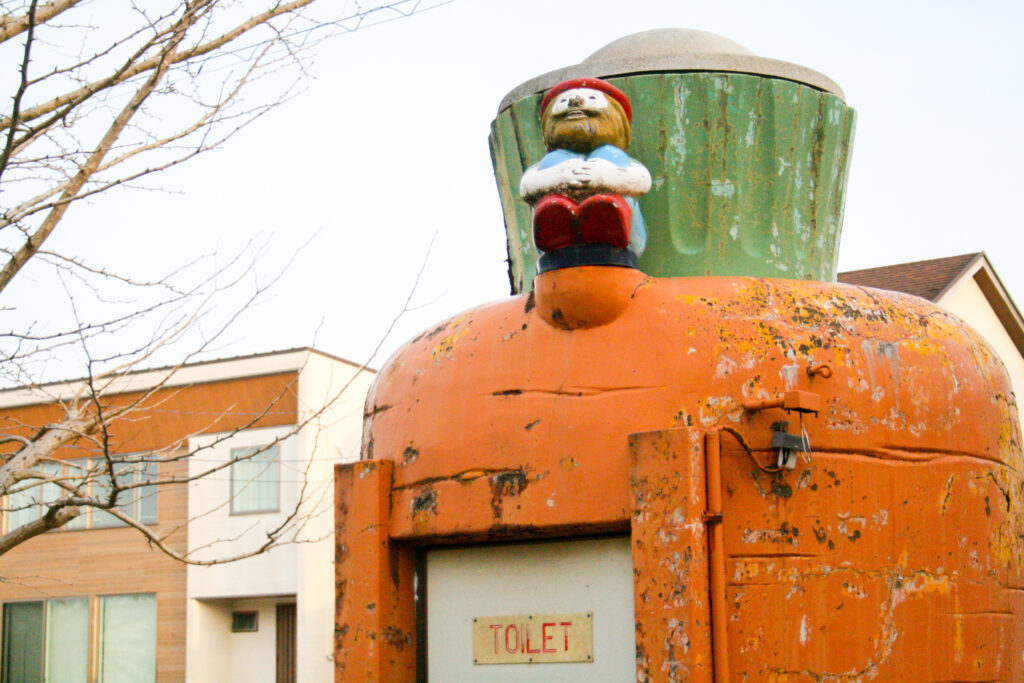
519, 78, 651, 270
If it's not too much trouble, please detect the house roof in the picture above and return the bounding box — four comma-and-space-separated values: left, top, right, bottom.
0, 347, 374, 409
837, 253, 982, 302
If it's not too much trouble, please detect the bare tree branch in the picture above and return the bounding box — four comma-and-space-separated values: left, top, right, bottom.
0, 0, 78, 45
0, 0, 313, 133
0, 0, 201, 291
0, 503, 78, 555
0, 0, 444, 568
0, 0, 38, 186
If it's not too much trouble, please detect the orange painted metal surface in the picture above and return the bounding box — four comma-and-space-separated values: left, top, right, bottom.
630, 428, 713, 681
335, 459, 417, 682
337, 266, 1024, 680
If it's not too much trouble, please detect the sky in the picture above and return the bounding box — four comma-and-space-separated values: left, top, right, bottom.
9, 0, 1024, 378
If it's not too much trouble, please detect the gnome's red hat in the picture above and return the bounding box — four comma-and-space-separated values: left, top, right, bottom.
540, 77, 632, 122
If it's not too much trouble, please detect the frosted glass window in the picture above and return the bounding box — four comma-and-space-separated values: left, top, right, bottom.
3, 458, 158, 532
5, 487, 37, 534
90, 462, 123, 529
2, 461, 64, 533
44, 598, 88, 683
231, 445, 280, 514
64, 459, 89, 530
98, 594, 156, 683
90, 458, 158, 528
38, 462, 61, 512
136, 461, 158, 524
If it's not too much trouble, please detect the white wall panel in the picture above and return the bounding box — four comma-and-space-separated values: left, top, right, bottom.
427, 537, 635, 682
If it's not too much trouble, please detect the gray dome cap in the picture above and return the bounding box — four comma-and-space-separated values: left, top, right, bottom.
498, 28, 844, 113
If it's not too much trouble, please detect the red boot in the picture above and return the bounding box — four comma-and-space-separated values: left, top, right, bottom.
579, 194, 631, 249
533, 194, 579, 253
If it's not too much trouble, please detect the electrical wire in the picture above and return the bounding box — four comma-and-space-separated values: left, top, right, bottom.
718, 425, 782, 474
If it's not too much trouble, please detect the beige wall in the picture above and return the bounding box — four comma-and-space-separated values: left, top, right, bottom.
187, 599, 231, 682
188, 596, 291, 683
186, 424, 301, 596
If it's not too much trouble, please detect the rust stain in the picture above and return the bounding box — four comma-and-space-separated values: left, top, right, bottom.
411, 488, 437, 515
490, 469, 529, 518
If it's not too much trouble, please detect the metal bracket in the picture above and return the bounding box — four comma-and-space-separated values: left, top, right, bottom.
770, 420, 810, 470
703, 510, 723, 525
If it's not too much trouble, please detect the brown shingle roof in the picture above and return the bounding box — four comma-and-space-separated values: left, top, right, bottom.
837, 253, 981, 301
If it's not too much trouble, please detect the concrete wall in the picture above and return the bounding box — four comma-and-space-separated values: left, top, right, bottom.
227, 598, 281, 683
186, 424, 300, 598
187, 599, 231, 683
187, 597, 289, 683
295, 354, 375, 682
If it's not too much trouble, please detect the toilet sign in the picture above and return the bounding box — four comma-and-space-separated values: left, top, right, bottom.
472, 612, 593, 665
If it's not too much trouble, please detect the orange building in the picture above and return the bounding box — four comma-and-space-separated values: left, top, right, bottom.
334, 31, 1024, 681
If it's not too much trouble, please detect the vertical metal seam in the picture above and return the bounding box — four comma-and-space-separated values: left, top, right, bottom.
705, 429, 730, 683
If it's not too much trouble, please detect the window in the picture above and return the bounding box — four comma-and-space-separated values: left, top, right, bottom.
2, 597, 89, 683
0, 594, 155, 683
45, 599, 90, 683
231, 610, 259, 632
89, 460, 159, 529
4, 462, 61, 533
2, 458, 158, 534
231, 444, 280, 514
97, 594, 157, 683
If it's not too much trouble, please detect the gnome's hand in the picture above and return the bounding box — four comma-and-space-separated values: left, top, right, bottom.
581, 158, 652, 197
521, 156, 651, 203
520, 158, 593, 203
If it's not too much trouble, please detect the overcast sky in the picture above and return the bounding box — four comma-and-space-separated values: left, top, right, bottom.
14, 0, 1024, 376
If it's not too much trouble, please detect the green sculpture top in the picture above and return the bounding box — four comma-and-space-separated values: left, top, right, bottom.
490, 29, 856, 294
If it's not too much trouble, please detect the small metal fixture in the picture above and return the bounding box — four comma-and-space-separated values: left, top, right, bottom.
770, 420, 810, 470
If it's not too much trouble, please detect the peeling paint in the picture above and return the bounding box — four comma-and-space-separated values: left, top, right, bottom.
343, 274, 1024, 681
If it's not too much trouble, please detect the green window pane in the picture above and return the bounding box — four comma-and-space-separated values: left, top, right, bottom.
2, 601, 43, 683
230, 445, 280, 514
5, 488, 38, 535
64, 460, 88, 530
38, 463, 60, 509
91, 460, 124, 529
136, 461, 158, 524
98, 594, 156, 683
44, 598, 88, 683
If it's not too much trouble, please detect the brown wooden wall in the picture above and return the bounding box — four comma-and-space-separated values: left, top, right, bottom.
0, 371, 300, 459
0, 370, 302, 681
0, 458, 188, 680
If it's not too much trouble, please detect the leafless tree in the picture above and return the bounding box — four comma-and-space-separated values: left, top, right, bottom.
0, 0, 442, 562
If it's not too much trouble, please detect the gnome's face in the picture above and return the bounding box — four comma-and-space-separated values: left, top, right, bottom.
542, 87, 630, 154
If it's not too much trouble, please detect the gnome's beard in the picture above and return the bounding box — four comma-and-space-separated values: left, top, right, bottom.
543, 110, 630, 154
